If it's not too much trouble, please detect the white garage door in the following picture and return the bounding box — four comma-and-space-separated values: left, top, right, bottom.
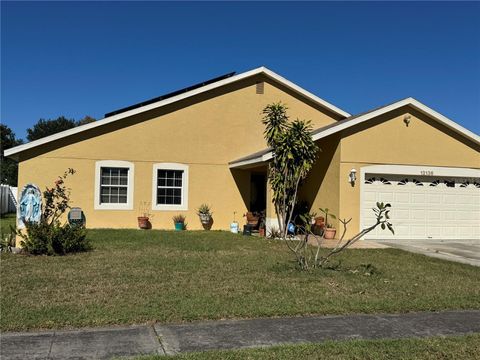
362, 174, 480, 240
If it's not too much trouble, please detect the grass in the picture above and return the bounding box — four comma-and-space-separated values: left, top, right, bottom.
1, 230, 479, 331
0, 212, 16, 238
136, 334, 480, 360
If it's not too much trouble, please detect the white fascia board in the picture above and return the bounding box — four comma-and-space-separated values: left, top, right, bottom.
4, 66, 350, 158
229, 151, 273, 169
312, 98, 413, 142
408, 98, 480, 145
261, 68, 351, 118
312, 97, 480, 145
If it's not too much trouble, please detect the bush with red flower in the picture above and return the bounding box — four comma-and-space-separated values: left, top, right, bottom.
17, 168, 90, 255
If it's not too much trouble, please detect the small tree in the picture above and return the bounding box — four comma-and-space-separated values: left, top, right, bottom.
296, 202, 394, 270
27, 117, 77, 141
26, 116, 96, 141
261, 103, 394, 270
0, 124, 23, 185
262, 103, 318, 258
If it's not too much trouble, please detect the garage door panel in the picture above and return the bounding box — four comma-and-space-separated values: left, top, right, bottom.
362, 172, 480, 240
427, 194, 442, 205
393, 225, 410, 237
378, 192, 394, 202
457, 226, 475, 237
427, 227, 442, 237
411, 209, 426, 220
444, 195, 457, 204
443, 210, 458, 220
473, 226, 480, 238
457, 195, 474, 205
394, 194, 410, 205
427, 211, 442, 221
363, 209, 376, 219
364, 192, 376, 202
410, 225, 427, 237
394, 209, 410, 221
458, 211, 477, 220
411, 193, 426, 204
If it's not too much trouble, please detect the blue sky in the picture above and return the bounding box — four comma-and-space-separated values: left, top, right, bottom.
2, 1, 479, 139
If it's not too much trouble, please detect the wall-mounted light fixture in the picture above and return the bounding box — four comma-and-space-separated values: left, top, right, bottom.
404, 115, 411, 127
348, 168, 357, 185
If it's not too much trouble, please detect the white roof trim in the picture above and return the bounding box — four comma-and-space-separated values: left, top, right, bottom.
228, 152, 272, 169
4, 66, 350, 158
260, 68, 350, 118
229, 97, 480, 169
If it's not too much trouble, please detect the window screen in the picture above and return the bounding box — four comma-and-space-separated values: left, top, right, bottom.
100, 167, 129, 204
157, 169, 183, 205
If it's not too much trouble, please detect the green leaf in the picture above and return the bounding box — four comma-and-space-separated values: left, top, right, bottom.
387, 223, 394, 234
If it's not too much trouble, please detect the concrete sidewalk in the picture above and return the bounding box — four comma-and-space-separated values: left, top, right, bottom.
2, 310, 480, 359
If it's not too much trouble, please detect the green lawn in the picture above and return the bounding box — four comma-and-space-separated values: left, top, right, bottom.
0, 213, 16, 238
136, 335, 480, 360
1, 230, 479, 331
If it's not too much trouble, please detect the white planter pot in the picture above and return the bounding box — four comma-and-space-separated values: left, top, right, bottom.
199, 214, 211, 224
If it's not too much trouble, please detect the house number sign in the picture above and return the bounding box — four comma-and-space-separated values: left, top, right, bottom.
420, 170, 434, 176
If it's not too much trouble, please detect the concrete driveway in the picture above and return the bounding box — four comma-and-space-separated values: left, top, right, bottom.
378, 239, 480, 267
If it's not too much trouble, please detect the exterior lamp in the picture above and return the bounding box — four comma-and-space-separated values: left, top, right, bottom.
349, 168, 357, 185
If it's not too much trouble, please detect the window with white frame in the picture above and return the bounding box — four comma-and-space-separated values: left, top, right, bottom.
95, 160, 134, 210
152, 163, 188, 210
100, 168, 129, 203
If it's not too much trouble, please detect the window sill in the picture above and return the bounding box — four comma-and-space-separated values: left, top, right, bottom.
152, 204, 188, 211
94, 204, 133, 210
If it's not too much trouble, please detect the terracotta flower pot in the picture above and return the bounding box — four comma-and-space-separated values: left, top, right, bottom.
137, 216, 150, 229
323, 228, 336, 239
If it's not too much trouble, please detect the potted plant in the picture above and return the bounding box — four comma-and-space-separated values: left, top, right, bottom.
319, 207, 336, 239
137, 201, 152, 229
314, 216, 324, 226
172, 214, 186, 231
258, 216, 266, 237
312, 214, 325, 236
230, 211, 239, 233
196, 204, 213, 230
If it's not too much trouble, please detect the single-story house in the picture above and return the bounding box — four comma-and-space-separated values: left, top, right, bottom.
6, 67, 480, 240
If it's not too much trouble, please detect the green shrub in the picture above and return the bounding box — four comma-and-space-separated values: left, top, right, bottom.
17, 168, 91, 256
20, 222, 89, 255
0, 232, 16, 253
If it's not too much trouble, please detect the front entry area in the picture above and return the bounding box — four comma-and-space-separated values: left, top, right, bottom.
360, 166, 480, 240
250, 173, 266, 213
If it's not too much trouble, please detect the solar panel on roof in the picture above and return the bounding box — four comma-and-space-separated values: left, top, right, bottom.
104, 71, 236, 117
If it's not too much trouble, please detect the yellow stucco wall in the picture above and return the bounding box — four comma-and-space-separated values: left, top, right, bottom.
338, 106, 480, 238
17, 76, 341, 231
298, 135, 341, 224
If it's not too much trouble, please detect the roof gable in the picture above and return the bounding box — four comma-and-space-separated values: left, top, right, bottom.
312, 97, 479, 144
229, 97, 480, 169
5, 67, 350, 159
